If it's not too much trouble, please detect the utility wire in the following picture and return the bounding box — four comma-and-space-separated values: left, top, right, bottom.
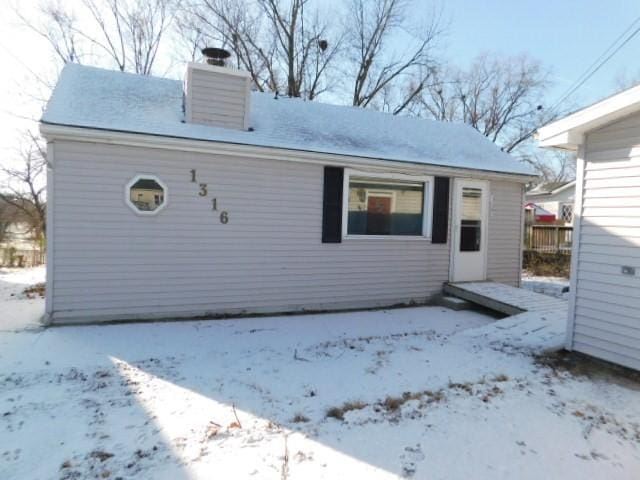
550, 15, 640, 112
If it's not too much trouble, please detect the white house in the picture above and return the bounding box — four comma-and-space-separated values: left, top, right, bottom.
525, 181, 575, 225
0, 198, 43, 267
537, 84, 640, 371
39, 60, 534, 324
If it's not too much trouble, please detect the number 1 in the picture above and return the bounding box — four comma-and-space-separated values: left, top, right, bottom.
190, 169, 197, 182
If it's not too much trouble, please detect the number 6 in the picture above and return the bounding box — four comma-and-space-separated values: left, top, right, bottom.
220, 211, 229, 224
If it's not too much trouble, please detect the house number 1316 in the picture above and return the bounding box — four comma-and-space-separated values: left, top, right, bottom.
191, 169, 229, 224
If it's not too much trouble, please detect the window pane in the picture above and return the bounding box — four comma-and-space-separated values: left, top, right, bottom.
347, 177, 424, 235
130, 178, 165, 212
561, 203, 573, 223
460, 187, 482, 251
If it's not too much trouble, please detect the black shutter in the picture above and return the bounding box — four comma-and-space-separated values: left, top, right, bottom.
431, 176, 450, 244
322, 167, 344, 243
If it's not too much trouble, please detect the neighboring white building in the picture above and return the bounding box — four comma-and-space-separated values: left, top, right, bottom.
40, 62, 534, 325
0, 198, 43, 267
525, 181, 576, 225
538, 84, 640, 371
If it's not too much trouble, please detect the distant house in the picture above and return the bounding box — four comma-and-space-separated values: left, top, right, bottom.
39, 60, 534, 324
525, 181, 575, 225
0, 198, 43, 267
524, 202, 557, 224
537, 83, 640, 371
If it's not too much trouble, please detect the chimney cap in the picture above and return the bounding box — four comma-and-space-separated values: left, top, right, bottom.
202, 47, 231, 59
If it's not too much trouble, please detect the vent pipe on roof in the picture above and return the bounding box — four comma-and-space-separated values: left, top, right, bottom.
202, 47, 231, 67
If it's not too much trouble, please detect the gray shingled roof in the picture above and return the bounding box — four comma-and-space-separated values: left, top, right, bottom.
42, 64, 534, 176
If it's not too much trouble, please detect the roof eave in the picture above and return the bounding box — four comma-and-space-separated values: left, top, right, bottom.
40, 121, 536, 181
536, 131, 582, 151
550, 180, 576, 195
536, 83, 640, 149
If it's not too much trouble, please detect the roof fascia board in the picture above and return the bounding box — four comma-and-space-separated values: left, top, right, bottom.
536, 131, 582, 150
537, 84, 640, 148
39, 123, 536, 182
551, 180, 576, 195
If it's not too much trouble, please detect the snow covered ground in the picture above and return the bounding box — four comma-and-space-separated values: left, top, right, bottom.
1, 268, 639, 479
521, 274, 570, 300
0, 266, 46, 332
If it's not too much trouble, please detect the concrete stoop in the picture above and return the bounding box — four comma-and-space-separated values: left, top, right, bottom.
435, 295, 473, 311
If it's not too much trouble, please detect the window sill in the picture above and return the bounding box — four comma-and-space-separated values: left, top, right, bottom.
343, 235, 432, 241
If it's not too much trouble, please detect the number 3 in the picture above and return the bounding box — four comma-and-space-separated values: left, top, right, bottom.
199, 183, 207, 196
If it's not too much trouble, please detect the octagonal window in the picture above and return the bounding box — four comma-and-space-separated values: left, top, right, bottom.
126, 175, 167, 214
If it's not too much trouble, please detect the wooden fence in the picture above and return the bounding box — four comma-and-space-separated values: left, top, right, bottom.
524, 225, 573, 254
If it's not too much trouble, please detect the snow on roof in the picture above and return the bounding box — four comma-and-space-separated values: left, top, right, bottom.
42, 64, 534, 176
526, 180, 575, 196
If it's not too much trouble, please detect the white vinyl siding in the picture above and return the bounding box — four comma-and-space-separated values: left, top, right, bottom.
570, 112, 640, 370
487, 181, 524, 286
50, 141, 457, 322
48, 140, 525, 323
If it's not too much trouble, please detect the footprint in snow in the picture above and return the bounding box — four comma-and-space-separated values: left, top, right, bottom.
400, 444, 425, 477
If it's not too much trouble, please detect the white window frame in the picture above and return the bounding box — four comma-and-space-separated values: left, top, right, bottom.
342, 169, 434, 240
125, 174, 168, 216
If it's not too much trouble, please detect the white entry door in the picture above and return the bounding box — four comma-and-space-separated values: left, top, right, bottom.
451, 179, 489, 282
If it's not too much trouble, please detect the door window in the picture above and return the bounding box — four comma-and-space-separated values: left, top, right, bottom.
460, 187, 482, 252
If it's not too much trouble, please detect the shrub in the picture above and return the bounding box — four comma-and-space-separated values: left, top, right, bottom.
523, 251, 571, 277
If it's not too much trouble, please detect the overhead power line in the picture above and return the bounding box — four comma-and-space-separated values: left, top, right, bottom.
550, 14, 640, 112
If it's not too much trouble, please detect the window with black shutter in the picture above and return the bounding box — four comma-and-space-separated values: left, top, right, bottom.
322, 167, 344, 243
342, 169, 433, 238
431, 177, 450, 244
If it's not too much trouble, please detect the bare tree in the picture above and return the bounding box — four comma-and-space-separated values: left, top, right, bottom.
417, 66, 459, 121
0, 132, 47, 241
0, 199, 19, 246
187, 0, 342, 99
345, 0, 442, 113
172, 8, 207, 62
188, 0, 279, 91
16, 2, 83, 64
613, 68, 640, 93
523, 149, 576, 184
421, 53, 554, 153
18, 0, 179, 75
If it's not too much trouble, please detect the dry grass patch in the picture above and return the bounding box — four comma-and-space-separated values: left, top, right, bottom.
22, 282, 45, 299
535, 350, 640, 389
378, 389, 446, 414
291, 413, 310, 423
326, 400, 368, 420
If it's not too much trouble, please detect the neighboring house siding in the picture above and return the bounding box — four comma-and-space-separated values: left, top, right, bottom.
51, 141, 461, 322
525, 186, 575, 225
572, 112, 640, 370
487, 181, 524, 286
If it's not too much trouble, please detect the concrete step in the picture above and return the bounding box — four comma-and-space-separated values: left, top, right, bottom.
437, 295, 472, 311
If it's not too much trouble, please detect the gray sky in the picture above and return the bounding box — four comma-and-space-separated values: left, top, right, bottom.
1, 0, 639, 167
